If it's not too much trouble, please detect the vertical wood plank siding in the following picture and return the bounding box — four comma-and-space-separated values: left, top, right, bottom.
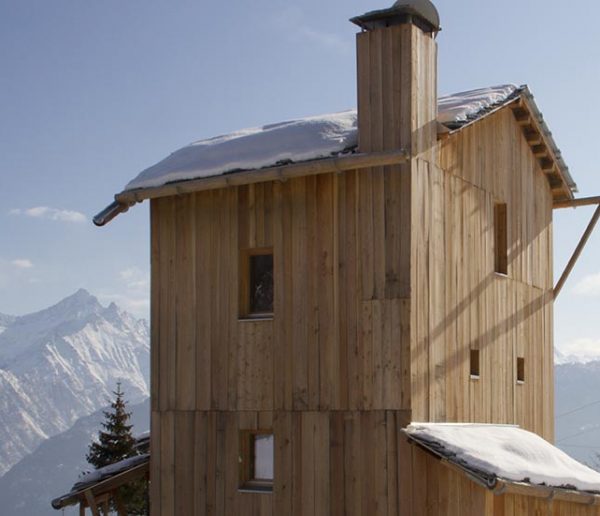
149, 108, 561, 515
151, 170, 413, 416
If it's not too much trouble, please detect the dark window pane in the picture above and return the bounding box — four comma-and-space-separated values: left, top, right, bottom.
494, 203, 508, 274
517, 357, 525, 383
250, 254, 273, 313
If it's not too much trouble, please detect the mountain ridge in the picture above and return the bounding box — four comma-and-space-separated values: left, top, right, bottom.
0, 289, 149, 476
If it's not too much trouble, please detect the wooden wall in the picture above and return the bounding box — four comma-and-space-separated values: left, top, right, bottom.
150, 167, 413, 516
150, 409, 416, 516
411, 107, 555, 440
150, 170, 413, 416
148, 89, 558, 516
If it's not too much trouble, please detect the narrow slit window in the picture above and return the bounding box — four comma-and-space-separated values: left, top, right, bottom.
240, 248, 273, 318
239, 431, 274, 492
517, 357, 525, 383
494, 203, 508, 274
470, 349, 480, 378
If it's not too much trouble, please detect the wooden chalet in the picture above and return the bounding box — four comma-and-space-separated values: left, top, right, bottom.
91, 0, 600, 514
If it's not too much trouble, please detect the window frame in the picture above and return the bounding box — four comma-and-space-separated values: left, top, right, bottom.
238, 430, 274, 493
239, 247, 274, 319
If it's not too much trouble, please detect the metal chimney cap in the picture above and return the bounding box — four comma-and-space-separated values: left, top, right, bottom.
350, 0, 441, 33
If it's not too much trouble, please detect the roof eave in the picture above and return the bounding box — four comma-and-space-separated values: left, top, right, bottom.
93, 148, 410, 226
51, 459, 149, 510
440, 86, 576, 202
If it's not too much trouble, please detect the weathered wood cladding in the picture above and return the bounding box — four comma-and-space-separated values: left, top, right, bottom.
149, 105, 558, 515
151, 409, 600, 516
426, 107, 555, 439
357, 23, 437, 160
151, 409, 417, 516
151, 170, 412, 415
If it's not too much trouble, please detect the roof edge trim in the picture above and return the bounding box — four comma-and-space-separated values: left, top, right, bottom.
94, 148, 409, 226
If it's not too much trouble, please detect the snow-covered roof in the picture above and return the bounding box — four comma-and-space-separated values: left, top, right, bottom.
51, 453, 149, 510
72, 454, 149, 492
405, 423, 600, 494
94, 83, 576, 226
123, 85, 519, 192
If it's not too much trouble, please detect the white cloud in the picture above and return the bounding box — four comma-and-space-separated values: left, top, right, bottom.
97, 267, 151, 319
573, 273, 600, 296
10, 206, 86, 223
119, 267, 150, 290
556, 338, 600, 364
11, 259, 33, 269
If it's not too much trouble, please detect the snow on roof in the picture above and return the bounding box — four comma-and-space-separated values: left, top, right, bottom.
123, 85, 519, 192
51, 453, 150, 510
405, 423, 600, 494
71, 453, 149, 492
437, 84, 519, 126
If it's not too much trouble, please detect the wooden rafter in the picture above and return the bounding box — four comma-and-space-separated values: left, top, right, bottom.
509, 97, 574, 202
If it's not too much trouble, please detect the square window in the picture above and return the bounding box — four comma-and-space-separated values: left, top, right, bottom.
239, 431, 274, 492
240, 248, 273, 318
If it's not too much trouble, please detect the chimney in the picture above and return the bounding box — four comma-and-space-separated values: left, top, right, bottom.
351, 0, 440, 159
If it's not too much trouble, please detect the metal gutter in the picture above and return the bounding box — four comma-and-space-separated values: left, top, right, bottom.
92, 201, 132, 227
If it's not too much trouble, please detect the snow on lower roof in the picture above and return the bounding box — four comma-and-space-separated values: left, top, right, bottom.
406, 423, 600, 494
51, 453, 150, 509
123, 85, 519, 192
71, 453, 149, 492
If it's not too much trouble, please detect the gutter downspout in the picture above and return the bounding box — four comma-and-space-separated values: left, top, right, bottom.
92, 201, 133, 227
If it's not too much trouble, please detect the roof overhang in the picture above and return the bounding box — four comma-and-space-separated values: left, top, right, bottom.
440, 86, 576, 204
94, 85, 577, 226
51, 456, 149, 510
93, 148, 410, 226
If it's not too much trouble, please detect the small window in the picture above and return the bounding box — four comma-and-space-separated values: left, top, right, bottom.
240, 248, 273, 318
494, 203, 508, 274
239, 431, 274, 492
470, 349, 480, 378
517, 357, 525, 383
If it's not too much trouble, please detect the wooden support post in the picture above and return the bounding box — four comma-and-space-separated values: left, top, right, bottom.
84, 490, 101, 516
114, 491, 128, 516
554, 203, 600, 298
80, 502, 86, 516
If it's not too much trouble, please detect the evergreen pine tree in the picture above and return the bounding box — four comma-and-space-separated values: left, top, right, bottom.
86, 383, 148, 515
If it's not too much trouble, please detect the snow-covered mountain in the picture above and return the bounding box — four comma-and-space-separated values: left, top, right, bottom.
0, 312, 15, 335
0, 289, 149, 476
555, 358, 600, 467
0, 397, 149, 516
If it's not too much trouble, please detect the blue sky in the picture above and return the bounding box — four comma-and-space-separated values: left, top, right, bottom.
1, 0, 599, 357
